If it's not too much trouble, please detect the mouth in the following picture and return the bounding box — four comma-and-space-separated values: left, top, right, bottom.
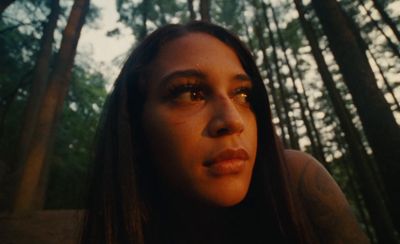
204, 148, 249, 176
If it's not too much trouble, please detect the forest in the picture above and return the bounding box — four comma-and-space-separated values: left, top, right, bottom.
0, 0, 399, 243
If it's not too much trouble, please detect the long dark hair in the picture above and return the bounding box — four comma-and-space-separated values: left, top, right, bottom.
81, 21, 315, 244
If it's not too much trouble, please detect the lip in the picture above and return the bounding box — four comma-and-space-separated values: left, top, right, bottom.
205, 148, 249, 176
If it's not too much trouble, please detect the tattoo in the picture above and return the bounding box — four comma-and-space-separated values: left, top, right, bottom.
297, 159, 370, 244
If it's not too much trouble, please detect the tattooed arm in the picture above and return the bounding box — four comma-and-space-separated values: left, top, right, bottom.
284, 150, 370, 244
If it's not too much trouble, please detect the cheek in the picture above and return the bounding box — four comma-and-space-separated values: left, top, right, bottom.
143, 108, 200, 156
141, 102, 259, 206
251, 116, 258, 156
243, 112, 258, 160
141, 105, 204, 187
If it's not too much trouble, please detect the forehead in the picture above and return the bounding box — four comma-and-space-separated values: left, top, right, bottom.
151, 32, 244, 72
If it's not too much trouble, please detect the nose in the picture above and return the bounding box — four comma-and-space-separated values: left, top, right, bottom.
207, 97, 245, 137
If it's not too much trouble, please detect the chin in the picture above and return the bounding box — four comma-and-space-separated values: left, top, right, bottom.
213, 196, 246, 207
200, 185, 249, 207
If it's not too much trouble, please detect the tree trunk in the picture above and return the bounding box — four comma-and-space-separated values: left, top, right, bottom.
269, 3, 324, 162
243, 19, 255, 52
1, 0, 59, 209
187, 0, 196, 20
311, 0, 400, 233
371, 0, 400, 43
17, 0, 60, 175
0, 71, 31, 211
358, 0, 400, 59
367, 49, 400, 112
333, 131, 376, 243
139, 0, 150, 41
292, 50, 327, 165
336, 137, 375, 242
199, 0, 211, 22
260, 1, 299, 149
253, 19, 288, 148
0, 0, 15, 14
33, 80, 69, 209
295, 0, 398, 242
157, 2, 167, 25
12, 0, 90, 215
240, 1, 255, 52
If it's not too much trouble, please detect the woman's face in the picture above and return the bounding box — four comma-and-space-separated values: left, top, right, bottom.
141, 33, 257, 207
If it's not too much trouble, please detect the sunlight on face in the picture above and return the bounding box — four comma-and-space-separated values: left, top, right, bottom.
141, 33, 257, 207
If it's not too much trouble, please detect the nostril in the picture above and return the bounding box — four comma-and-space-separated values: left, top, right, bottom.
208, 100, 245, 137
216, 127, 230, 136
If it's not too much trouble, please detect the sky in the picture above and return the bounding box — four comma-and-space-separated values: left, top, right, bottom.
78, 0, 134, 84
78, 0, 400, 86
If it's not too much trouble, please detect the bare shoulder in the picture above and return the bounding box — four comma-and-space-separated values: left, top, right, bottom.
284, 150, 370, 244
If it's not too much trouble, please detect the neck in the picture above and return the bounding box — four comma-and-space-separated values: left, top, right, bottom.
154, 191, 234, 244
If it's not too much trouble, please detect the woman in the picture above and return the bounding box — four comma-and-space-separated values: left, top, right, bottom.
81, 21, 368, 243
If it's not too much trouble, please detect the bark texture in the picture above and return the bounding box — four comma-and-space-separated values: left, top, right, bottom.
199, 0, 211, 22
187, 0, 196, 20
371, 0, 400, 43
358, 0, 400, 59
253, 20, 288, 147
270, 4, 325, 163
261, 2, 299, 149
311, 0, 400, 231
139, 0, 150, 40
12, 0, 90, 215
296, 0, 399, 242
17, 0, 60, 174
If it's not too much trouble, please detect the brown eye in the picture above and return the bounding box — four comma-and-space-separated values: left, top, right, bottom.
167, 83, 205, 103
232, 87, 252, 105
189, 88, 205, 101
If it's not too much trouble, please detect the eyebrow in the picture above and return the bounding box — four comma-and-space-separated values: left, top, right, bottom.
233, 73, 252, 83
159, 69, 207, 87
159, 69, 252, 87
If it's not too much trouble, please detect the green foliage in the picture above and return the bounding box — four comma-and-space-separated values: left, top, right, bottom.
45, 66, 107, 209
0, 0, 107, 210
213, 0, 243, 31
282, 19, 302, 53
116, 0, 187, 40
0, 13, 40, 163
0, 17, 40, 95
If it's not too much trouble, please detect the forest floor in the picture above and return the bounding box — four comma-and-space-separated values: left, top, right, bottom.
0, 210, 82, 244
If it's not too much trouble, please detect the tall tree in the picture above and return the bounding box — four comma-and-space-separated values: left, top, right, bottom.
116, 0, 184, 41
12, 0, 90, 214
295, 0, 398, 242
311, 0, 400, 231
367, 49, 400, 112
260, 1, 300, 149
187, 0, 196, 20
341, 0, 400, 110
357, 0, 400, 59
253, 19, 289, 148
291, 50, 327, 165
371, 0, 400, 43
44, 67, 107, 209
199, 0, 211, 22
17, 0, 60, 172
269, 3, 325, 163
0, 0, 15, 14
139, 0, 150, 40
